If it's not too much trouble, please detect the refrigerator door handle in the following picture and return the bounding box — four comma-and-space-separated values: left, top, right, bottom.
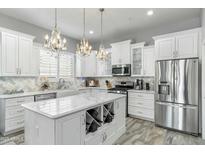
156, 102, 197, 109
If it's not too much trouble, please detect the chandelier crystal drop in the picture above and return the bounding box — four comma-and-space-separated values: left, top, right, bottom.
76, 8, 92, 56
44, 8, 67, 53
96, 8, 109, 61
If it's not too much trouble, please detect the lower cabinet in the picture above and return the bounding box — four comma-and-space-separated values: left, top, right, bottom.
0, 96, 34, 135
24, 97, 126, 145
128, 90, 154, 121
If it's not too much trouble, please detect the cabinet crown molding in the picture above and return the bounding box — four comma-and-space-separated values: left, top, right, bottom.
152, 27, 201, 40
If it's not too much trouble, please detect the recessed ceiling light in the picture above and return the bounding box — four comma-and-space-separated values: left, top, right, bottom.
89, 30, 94, 34
147, 10, 154, 16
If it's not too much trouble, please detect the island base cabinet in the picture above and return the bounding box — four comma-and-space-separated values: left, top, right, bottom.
55, 112, 85, 145
24, 97, 126, 145
24, 110, 55, 145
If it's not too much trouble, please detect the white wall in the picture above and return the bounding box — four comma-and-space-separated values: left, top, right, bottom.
0, 13, 79, 52
201, 8, 205, 140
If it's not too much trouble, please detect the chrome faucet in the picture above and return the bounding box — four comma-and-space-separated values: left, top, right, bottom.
58, 78, 66, 89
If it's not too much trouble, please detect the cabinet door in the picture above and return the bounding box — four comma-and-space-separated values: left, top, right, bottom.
84, 52, 96, 77
111, 45, 121, 65
176, 32, 198, 58
55, 111, 85, 145
143, 46, 155, 76
155, 37, 175, 60
131, 46, 143, 76
31, 46, 40, 76
1, 32, 19, 76
18, 36, 33, 76
120, 43, 131, 64
76, 54, 83, 77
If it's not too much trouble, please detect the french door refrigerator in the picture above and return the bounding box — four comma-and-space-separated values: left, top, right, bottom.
155, 58, 199, 135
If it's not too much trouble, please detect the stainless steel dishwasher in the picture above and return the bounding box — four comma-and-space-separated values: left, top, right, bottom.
34, 93, 57, 102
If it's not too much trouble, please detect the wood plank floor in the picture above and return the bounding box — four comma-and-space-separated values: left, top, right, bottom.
115, 117, 205, 145
0, 117, 205, 145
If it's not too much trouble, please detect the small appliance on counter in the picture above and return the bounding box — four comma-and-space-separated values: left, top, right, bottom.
105, 80, 112, 89
135, 79, 144, 90
145, 83, 150, 90
86, 79, 99, 87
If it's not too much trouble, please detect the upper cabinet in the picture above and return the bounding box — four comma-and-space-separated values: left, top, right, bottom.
76, 49, 112, 78
1, 32, 19, 76
111, 40, 131, 65
0, 28, 36, 76
131, 42, 155, 77
131, 43, 144, 76
153, 28, 201, 60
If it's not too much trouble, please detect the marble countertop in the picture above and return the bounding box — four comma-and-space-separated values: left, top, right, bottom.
22, 92, 125, 119
128, 89, 155, 94
0, 87, 108, 99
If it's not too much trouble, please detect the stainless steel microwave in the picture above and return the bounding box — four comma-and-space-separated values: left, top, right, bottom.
112, 64, 131, 76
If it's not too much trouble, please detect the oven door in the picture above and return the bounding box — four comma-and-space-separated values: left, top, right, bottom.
112, 64, 131, 76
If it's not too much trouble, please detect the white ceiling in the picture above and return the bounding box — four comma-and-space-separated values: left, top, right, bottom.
0, 8, 201, 42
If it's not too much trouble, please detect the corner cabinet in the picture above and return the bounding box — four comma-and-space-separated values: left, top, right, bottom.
0, 28, 36, 76
131, 43, 155, 77
111, 40, 131, 65
153, 28, 201, 60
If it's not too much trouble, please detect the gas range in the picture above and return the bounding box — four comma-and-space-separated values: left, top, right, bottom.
107, 81, 134, 94
107, 87, 131, 94
107, 81, 134, 117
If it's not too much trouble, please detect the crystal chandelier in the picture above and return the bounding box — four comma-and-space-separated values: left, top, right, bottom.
44, 8, 67, 52
96, 8, 109, 61
76, 8, 92, 56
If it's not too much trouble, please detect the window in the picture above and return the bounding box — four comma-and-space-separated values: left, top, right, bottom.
40, 49, 74, 78
59, 52, 74, 78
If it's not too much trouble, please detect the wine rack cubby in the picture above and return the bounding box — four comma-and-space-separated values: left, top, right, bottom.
85, 102, 115, 134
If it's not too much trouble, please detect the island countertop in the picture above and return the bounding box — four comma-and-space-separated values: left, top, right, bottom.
22, 92, 125, 119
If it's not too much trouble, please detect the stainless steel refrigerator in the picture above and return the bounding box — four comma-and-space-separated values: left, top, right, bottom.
155, 58, 199, 135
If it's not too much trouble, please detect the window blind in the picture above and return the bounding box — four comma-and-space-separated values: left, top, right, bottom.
40, 49, 74, 78
59, 52, 74, 78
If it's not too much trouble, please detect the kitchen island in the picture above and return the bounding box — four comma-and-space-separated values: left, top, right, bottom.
22, 91, 126, 145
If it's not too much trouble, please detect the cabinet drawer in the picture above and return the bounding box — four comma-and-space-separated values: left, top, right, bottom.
128, 98, 154, 109
128, 105, 154, 120
85, 131, 103, 145
5, 116, 24, 132
128, 92, 154, 100
5, 105, 24, 119
5, 96, 34, 107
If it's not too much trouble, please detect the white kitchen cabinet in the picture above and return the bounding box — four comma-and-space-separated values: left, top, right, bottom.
96, 48, 112, 77
55, 112, 85, 145
0, 96, 34, 135
155, 37, 175, 60
131, 42, 144, 76
153, 28, 201, 60
76, 51, 97, 77
131, 43, 155, 77
0, 28, 35, 76
18, 36, 33, 76
128, 90, 154, 121
1, 32, 19, 76
111, 40, 131, 65
175, 32, 198, 58
143, 46, 155, 76
84, 52, 97, 77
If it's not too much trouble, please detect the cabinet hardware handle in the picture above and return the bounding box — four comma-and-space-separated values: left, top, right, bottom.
17, 121, 24, 124
17, 110, 24, 113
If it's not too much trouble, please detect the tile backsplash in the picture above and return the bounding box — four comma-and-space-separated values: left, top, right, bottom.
0, 77, 80, 94
84, 76, 155, 90
0, 76, 155, 94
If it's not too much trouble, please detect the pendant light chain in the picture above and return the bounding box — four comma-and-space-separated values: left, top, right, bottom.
83, 8, 85, 39
101, 9, 103, 45
55, 8, 57, 28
